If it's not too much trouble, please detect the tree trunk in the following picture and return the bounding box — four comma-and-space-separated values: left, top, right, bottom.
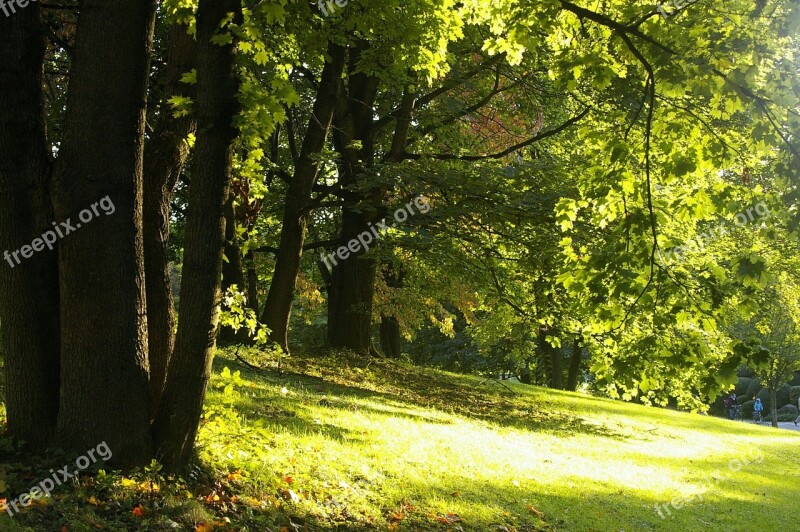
260, 42, 346, 351
379, 263, 404, 358
566, 336, 582, 391
0, 5, 61, 448
245, 249, 259, 312
143, 22, 196, 413
219, 193, 248, 343
380, 317, 401, 358
326, 47, 381, 354
770, 387, 778, 428
153, 0, 242, 472
326, 215, 378, 354
519, 359, 532, 384
539, 325, 562, 389
52, 0, 157, 467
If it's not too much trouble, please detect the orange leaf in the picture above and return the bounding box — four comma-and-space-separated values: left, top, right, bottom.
195, 523, 213, 532
284, 475, 293, 484
527, 505, 544, 517
132, 506, 144, 517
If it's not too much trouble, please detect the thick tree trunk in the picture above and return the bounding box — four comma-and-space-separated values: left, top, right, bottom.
143, 22, 196, 412
326, 212, 378, 354
0, 6, 61, 448
260, 42, 346, 351
566, 337, 582, 391
326, 48, 381, 354
52, 0, 157, 467
153, 0, 242, 472
379, 317, 402, 358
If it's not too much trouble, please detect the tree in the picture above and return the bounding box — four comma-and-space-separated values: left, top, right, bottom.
152, 0, 243, 471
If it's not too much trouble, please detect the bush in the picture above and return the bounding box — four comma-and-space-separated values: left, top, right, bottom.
777, 404, 798, 416
790, 386, 800, 407
777, 384, 792, 407
738, 365, 756, 378
756, 388, 770, 406
736, 377, 754, 397
745, 378, 762, 399
741, 400, 755, 417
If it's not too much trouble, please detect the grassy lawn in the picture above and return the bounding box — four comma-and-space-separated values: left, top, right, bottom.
1, 348, 799, 530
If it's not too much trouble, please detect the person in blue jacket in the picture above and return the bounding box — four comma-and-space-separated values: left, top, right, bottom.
753, 397, 764, 422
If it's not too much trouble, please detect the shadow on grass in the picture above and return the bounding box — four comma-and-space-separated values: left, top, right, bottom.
217, 353, 633, 445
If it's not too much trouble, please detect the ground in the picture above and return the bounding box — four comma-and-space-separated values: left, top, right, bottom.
1, 348, 799, 531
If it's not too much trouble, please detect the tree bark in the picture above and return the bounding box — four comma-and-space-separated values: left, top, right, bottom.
260, 42, 346, 351
326, 46, 381, 354
245, 249, 259, 312
0, 5, 61, 448
539, 325, 562, 389
52, 0, 157, 467
219, 193, 248, 343
566, 336, 582, 391
379, 317, 402, 358
143, 22, 196, 413
770, 387, 778, 427
379, 263, 404, 358
153, 0, 242, 472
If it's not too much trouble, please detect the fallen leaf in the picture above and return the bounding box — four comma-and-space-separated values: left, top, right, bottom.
132, 506, 144, 517
527, 505, 544, 517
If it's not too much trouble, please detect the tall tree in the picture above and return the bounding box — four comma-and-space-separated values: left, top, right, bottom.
153, 0, 243, 471
260, 41, 346, 351
52, 0, 157, 467
0, 3, 61, 448
143, 20, 196, 412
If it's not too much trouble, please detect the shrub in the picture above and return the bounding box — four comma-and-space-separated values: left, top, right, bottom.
736, 377, 754, 397
737, 365, 756, 378
741, 400, 755, 417
777, 383, 792, 407
745, 378, 762, 399
790, 386, 800, 407
777, 404, 798, 416
756, 389, 771, 408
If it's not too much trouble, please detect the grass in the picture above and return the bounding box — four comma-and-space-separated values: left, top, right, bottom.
2, 347, 800, 530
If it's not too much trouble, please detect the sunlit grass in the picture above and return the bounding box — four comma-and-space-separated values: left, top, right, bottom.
0, 347, 796, 530
194, 348, 800, 530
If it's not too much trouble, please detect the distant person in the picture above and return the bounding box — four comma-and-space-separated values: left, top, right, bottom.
754, 398, 764, 421
724, 393, 736, 419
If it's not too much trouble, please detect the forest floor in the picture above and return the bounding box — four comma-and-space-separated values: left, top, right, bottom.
1, 347, 799, 531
